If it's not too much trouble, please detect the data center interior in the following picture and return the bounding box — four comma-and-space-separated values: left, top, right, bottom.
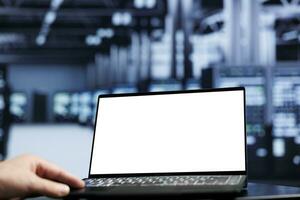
0, 0, 300, 185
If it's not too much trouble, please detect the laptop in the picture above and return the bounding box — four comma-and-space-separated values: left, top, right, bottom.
69, 87, 247, 198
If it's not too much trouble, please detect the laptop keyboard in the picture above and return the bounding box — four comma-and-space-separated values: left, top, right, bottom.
85, 175, 242, 187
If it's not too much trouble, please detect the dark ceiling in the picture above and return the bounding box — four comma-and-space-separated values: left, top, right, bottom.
0, 0, 167, 64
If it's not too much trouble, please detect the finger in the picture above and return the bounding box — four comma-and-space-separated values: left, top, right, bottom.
35, 159, 85, 188
30, 176, 70, 197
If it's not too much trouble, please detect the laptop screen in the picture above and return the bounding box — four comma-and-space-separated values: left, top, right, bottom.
90, 88, 246, 175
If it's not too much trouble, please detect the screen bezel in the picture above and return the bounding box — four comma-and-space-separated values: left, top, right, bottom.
88, 87, 247, 178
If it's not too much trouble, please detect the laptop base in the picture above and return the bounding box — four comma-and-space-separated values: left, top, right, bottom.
68, 183, 245, 199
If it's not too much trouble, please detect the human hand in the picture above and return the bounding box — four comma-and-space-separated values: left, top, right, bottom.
0, 154, 85, 199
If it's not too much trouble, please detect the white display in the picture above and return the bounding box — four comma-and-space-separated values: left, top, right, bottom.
90, 90, 246, 175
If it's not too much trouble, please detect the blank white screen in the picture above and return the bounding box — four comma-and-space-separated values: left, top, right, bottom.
90, 90, 246, 175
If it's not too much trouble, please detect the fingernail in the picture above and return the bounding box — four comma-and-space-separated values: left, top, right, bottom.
59, 185, 70, 196
80, 180, 85, 187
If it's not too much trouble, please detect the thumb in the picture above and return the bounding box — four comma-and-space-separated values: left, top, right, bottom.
30, 176, 70, 197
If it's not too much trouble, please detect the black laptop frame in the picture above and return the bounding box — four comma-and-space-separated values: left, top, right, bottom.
88, 87, 247, 179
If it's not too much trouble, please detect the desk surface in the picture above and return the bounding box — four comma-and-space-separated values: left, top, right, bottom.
237, 182, 300, 199
32, 182, 300, 200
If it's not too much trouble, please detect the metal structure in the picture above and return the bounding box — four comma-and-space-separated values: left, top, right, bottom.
0, 0, 167, 64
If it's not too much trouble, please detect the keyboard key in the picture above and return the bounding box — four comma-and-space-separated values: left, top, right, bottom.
85, 175, 236, 187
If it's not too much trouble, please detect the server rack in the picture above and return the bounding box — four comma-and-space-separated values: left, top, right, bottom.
272, 67, 300, 178
0, 65, 10, 159
203, 66, 271, 179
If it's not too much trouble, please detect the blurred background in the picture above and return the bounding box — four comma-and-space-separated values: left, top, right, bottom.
0, 0, 299, 185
